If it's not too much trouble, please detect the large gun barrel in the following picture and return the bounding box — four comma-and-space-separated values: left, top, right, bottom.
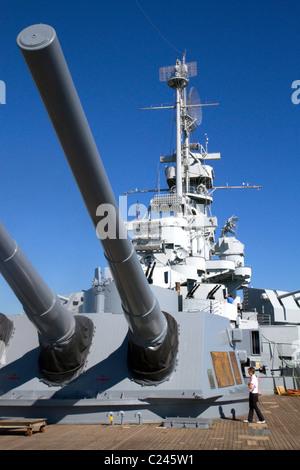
0, 221, 93, 384
16, 24, 178, 383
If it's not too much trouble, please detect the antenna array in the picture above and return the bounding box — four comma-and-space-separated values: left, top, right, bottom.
159, 61, 197, 82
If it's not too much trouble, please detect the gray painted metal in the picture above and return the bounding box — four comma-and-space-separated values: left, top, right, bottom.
163, 417, 212, 428
0, 308, 248, 424
16, 24, 166, 346
243, 286, 300, 324
0, 222, 75, 342
0, 222, 93, 385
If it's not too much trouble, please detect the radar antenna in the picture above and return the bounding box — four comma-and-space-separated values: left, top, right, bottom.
159, 59, 197, 85
187, 86, 202, 131
221, 216, 239, 236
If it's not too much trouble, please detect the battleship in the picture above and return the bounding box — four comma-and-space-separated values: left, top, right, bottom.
0, 24, 299, 425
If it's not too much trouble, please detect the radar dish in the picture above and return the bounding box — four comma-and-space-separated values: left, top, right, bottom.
187, 86, 202, 129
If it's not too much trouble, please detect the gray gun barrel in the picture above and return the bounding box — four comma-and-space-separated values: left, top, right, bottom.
0, 221, 93, 384
17, 24, 178, 383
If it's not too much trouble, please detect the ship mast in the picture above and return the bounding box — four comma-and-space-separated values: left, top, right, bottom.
165, 57, 189, 197
159, 55, 219, 201
183, 85, 190, 194
133, 57, 259, 201
162, 55, 194, 198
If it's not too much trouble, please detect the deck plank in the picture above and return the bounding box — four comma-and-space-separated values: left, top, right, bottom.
0, 395, 299, 451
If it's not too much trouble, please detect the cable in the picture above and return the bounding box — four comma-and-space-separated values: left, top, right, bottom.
135, 0, 184, 55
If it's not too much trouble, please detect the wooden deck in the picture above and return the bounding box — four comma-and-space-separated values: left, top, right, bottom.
0, 395, 299, 451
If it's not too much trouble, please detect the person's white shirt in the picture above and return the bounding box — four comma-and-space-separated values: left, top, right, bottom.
250, 374, 258, 393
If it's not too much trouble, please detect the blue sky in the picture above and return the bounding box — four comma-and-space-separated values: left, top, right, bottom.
0, 0, 299, 314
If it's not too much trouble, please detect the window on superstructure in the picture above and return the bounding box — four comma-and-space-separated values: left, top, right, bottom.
251, 330, 261, 355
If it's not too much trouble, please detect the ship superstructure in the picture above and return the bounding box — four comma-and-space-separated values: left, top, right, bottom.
126, 56, 252, 320
124, 55, 300, 395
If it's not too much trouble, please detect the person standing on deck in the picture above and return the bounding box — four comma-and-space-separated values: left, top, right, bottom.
243, 366, 265, 423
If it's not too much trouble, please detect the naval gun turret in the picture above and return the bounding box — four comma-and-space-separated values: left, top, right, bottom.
0, 222, 93, 385
0, 25, 249, 424
15, 24, 178, 385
